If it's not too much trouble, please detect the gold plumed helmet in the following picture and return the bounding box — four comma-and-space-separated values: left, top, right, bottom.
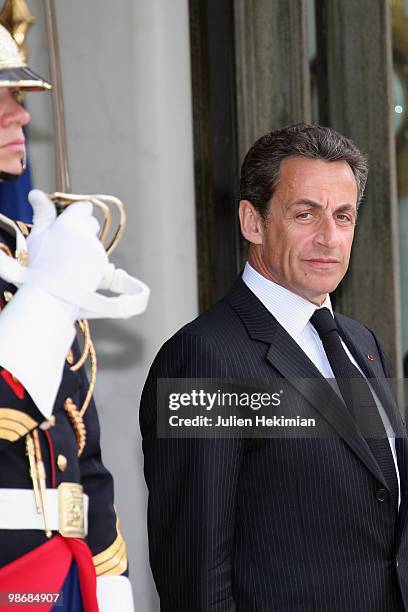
0, 24, 51, 91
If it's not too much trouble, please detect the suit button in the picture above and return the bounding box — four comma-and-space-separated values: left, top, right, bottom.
375, 488, 388, 502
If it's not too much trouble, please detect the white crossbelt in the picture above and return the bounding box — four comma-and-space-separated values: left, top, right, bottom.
0, 488, 88, 533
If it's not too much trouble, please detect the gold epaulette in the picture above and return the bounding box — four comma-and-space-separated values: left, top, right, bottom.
0, 408, 38, 442
93, 516, 128, 576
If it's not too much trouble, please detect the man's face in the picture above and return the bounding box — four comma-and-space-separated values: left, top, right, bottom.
241, 156, 358, 305
0, 88, 30, 175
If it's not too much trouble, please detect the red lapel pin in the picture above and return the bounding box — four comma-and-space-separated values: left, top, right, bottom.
367, 354, 375, 361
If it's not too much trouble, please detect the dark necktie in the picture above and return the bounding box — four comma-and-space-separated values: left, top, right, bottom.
310, 307, 399, 503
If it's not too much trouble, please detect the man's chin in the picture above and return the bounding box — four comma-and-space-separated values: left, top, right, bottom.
306, 270, 346, 294
298, 281, 342, 304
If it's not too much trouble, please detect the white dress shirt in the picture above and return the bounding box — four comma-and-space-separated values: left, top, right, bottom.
242, 262, 400, 501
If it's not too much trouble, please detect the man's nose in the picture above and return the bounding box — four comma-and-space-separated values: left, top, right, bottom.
1, 95, 30, 128
314, 216, 341, 248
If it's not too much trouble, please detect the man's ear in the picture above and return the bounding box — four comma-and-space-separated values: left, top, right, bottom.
239, 200, 264, 245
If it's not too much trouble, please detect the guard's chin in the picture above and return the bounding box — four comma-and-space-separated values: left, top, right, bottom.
0, 169, 22, 182
0, 157, 25, 181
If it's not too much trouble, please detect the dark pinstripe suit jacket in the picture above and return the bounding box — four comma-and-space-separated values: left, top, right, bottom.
140, 277, 408, 611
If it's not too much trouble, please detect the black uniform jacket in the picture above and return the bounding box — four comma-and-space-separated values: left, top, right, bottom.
140, 276, 408, 612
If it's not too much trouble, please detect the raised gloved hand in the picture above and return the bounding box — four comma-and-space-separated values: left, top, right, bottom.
25, 189, 109, 321
0, 190, 150, 320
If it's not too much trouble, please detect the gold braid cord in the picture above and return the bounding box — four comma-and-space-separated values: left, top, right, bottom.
64, 319, 97, 456
63, 398, 86, 457
69, 320, 91, 372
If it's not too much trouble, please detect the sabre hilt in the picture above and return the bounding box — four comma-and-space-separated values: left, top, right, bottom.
48, 192, 126, 255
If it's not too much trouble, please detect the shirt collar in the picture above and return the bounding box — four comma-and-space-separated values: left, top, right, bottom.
242, 262, 333, 339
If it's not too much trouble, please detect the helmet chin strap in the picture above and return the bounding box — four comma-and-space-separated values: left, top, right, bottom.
0, 146, 26, 182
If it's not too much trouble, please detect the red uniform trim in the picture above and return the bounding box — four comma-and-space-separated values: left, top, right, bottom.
0, 369, 25, 400
0, 535, 98, 612
44, 429, 57, 489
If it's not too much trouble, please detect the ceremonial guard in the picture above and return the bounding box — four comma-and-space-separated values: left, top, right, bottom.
0, 24, 147, 611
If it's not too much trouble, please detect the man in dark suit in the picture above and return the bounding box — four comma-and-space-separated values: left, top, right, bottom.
140, 124, 408, 611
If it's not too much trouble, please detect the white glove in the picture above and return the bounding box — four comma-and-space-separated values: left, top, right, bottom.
25, 189, 109, 321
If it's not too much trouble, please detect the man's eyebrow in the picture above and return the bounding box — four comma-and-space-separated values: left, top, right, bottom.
288, 199, 357, 213
288, 199, 322, 209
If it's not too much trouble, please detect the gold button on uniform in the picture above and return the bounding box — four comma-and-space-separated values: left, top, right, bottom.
57, 454, 68, 472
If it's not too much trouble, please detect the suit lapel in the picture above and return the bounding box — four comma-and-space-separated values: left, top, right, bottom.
228, 278, 388, 488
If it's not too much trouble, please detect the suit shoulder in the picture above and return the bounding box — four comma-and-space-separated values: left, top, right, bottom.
173, 295, 242, 344
146, 297, 241, 379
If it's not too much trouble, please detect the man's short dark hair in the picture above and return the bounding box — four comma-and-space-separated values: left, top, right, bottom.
239, 124, 368, 217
